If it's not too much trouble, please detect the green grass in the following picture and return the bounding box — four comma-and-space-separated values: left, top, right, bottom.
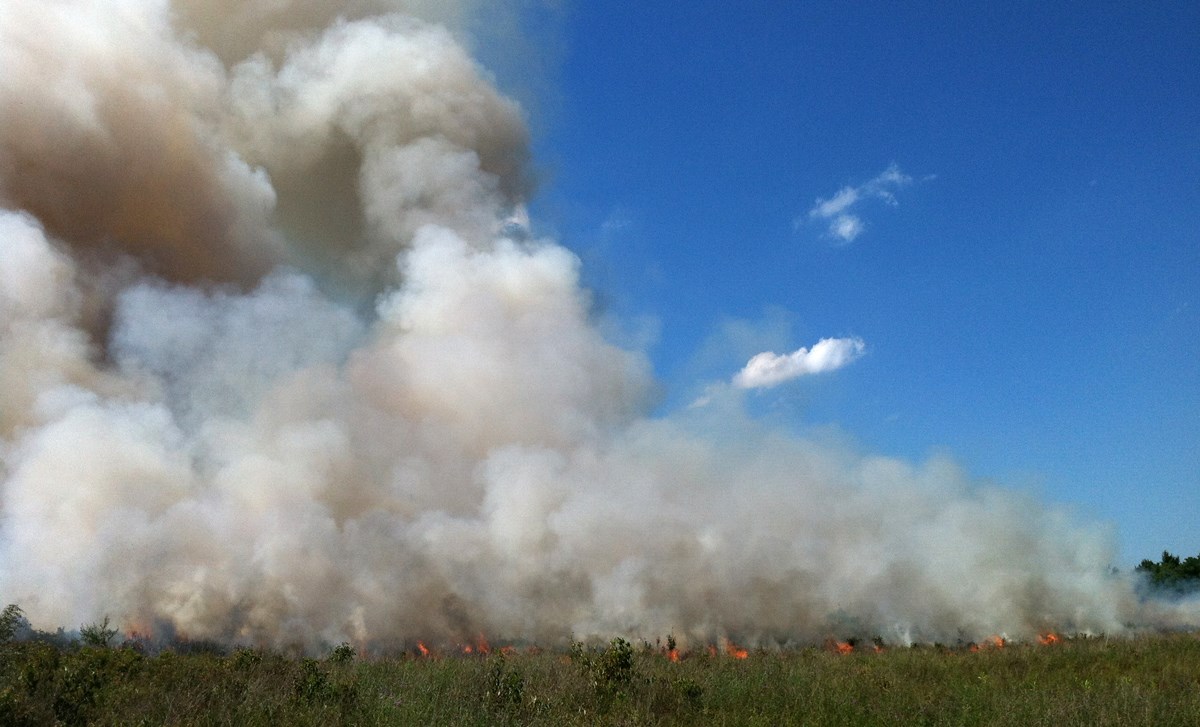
2, 635, 1199, 725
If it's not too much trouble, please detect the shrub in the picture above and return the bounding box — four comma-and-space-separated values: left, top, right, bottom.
328, 642, 355, 664
482, 654, 525, 714
597, 637, 635, 687
230, 647, 264, 671
53, 646, 144, 725
571, 637, 636, 700
79, 616, 118, 649
293, 658, 330, 704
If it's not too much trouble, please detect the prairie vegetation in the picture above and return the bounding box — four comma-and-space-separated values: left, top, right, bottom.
2, 611, 1198, 726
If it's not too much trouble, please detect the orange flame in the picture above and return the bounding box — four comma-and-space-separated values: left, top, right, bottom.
968, 635, 1006, 652
460, 633, 491, 655
416, 641, 430, 657
1037, 633, 1061, 646
123, 620, 154, 643
834, 641, 853, 655
726, 642, 749, 659
667, 648, 680, 662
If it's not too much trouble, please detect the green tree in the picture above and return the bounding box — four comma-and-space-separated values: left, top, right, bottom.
0, 604, 26, 643
1135, 550, 1200, 595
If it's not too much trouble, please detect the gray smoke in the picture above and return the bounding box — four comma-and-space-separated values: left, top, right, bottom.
0, 1, 1193, 652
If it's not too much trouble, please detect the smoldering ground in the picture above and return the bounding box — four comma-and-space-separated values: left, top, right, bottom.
0, 1, 1194, 652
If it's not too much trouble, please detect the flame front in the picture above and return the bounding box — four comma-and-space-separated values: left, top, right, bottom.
122, 619, 154, 642
461, 633, 491, 655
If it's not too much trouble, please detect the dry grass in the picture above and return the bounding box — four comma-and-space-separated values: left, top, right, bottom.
2, 633, 1198, 725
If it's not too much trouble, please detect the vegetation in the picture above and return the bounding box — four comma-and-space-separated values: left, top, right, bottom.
1136, 550, 1200, 595
1, 607, 1199, 726
0, 605, 24, 644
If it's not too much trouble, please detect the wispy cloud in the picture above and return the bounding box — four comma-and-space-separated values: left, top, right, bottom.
733, 336, 866, 389
805, 163, 917, 243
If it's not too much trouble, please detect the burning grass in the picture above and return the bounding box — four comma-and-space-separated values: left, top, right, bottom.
2, 624, 1200, 725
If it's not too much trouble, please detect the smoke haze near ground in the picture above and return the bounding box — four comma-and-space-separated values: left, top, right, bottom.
0, 1, 1194, 651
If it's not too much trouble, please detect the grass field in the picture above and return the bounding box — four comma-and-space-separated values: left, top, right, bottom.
2, 631, 1199, 725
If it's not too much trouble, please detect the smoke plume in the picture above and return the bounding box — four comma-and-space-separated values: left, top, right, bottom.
0, 1, 1192, 652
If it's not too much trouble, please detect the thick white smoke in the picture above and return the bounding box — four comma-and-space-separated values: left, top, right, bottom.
0, 1, 1191, 651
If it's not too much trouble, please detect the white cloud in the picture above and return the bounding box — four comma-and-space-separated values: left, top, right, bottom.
600, 207, 632, 236
733, 337, 866, 389
811, 186, 859, 218
807, 163, 916, 243
830, 214, 864, 242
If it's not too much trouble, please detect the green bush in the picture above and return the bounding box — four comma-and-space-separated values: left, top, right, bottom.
482, 654, 525, 715
230, 646, 264, 671
79, 616, 118, 649
328, 642, 355, 664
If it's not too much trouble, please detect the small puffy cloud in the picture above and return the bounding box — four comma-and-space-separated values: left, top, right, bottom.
829, 214, 865, 242
733, 336, 866, 389
806, 163, 916, 243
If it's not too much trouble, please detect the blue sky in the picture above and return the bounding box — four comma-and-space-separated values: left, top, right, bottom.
516, 2, 1199, 565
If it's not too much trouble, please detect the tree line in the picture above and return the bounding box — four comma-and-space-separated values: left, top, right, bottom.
1136, 550, 1200, 595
